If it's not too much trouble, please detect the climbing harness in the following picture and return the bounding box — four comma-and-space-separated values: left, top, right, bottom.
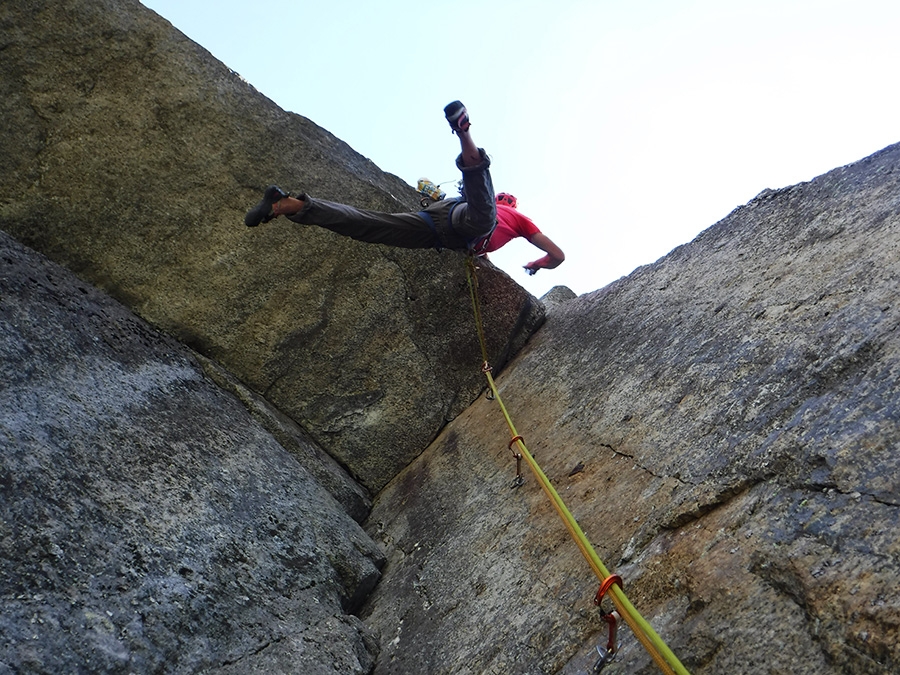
418, 197, 496, 254
464, 256, 691, 675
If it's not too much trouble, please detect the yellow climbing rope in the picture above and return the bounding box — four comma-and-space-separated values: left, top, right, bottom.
465, 256, 691, 675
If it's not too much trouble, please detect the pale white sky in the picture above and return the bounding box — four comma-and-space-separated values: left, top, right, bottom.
142, 0, 900, 297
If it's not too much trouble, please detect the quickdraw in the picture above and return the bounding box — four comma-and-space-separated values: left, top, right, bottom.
592, 575, 623, 672
482, 361, 495, 400
593, 610, 620, 672
508, 435, 525, 488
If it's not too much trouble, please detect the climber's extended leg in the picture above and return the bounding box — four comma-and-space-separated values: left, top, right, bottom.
243, 101, 495, 251
443, 101, 496, 244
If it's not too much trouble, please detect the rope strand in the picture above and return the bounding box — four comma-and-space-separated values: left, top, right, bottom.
465, 256, 690, 675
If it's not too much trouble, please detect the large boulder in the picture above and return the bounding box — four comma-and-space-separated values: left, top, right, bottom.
362, 143, 900, 674
0, 230, 384, 673
0, 0, 544, 493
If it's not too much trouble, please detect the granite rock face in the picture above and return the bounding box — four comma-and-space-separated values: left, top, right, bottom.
362, 143, 900, 674
0, 0, 543, 493
3, 0, 899, 673
0, 230, 384, 674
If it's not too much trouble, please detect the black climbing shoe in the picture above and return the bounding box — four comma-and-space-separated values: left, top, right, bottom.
444, 100, 470, 133
245, 185, 289, 227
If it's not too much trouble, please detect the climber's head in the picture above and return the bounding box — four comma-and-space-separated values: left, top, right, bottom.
496, 192, 518, 209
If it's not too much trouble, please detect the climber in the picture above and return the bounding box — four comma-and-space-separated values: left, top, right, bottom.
244, 101, 565, 276
488, 192, 565, 275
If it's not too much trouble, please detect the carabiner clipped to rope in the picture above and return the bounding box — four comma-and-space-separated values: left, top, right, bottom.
482, 362, 495, 400
509, 435, 525, 488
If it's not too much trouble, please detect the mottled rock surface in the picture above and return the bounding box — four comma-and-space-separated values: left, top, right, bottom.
363, 144, 900, 674
0, 231, 384, 673
3, 0, 899, 673
0, 0, 543, 493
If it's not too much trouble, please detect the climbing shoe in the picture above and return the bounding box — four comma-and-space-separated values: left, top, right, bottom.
245, 185, 289, 227
444, 100, 470, 133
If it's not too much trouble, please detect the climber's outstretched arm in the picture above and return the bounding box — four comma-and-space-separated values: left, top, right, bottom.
524, 233, 565, 275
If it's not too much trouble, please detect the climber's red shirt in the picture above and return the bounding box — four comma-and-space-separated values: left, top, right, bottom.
484, 204, 541, 253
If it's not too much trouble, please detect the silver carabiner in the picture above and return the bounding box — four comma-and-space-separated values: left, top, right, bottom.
593, 644, 616, 672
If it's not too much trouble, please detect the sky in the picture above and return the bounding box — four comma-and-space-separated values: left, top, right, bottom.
141, 0, 900, 297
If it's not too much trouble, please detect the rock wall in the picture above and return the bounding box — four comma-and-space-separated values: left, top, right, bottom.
0, 230, 383, 674
3, 0, 899, 673
362, 143, 900, 674
0, 0, 543, 493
